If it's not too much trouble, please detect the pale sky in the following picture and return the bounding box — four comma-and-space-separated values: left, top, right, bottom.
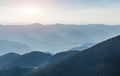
0, 0, 120, 25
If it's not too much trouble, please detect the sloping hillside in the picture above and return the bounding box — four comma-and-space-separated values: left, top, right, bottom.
31, 35, 120, 76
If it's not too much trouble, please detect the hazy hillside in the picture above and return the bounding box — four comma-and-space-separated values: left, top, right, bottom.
71, 43, 95, 51
31, 35, 120, 76
0, 39, 32, 55
0, 24, 120, 53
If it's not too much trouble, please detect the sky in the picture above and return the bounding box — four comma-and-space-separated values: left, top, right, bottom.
0, 0, 120, 25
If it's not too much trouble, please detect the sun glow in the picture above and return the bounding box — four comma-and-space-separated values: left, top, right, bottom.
15, 5, 49, 23
22, 6, 38, 15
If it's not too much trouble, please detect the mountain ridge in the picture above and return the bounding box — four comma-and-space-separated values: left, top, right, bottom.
31, 35, 120, 76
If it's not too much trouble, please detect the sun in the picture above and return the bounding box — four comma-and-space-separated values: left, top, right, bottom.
22, 6, 38, 15
19, 5, 45, 17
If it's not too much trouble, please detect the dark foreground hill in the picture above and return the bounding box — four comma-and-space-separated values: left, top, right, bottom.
31, 35, 120, 76
0, 67, 34, 76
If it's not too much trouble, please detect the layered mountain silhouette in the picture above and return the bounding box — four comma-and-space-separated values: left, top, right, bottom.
30, 35, 120, 76
0, 24, 120, 53
0, 35, 120, 76
0, 39, 32, 55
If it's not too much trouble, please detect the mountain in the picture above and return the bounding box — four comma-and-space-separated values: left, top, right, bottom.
0, 50, 80, 75
48, 51, 79, 64
0, 24, 120, 53
0, 50, 79, 69
5, 51, 79, 69
7, 51, 52, 68
0, 39, 32, 55
31, 35, 120, 76
0, 51, 79, 76
0, 53, 20, 69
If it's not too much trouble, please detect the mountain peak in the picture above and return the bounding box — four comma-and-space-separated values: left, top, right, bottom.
30, 23, 43, 26
2, 52, 20, 57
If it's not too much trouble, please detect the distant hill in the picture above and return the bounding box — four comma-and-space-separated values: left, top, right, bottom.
0, 24, 120, 53
0, 53, 20, 69
0, 39, 32, 55
31, 35, 120, 76
6, 51, 52, 68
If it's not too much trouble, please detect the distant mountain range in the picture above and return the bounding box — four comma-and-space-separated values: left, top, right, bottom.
0, 24, 120, 53
0, 39, 32, 55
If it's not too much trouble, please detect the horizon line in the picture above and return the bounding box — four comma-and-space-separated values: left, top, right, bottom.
0, 23, 120, 26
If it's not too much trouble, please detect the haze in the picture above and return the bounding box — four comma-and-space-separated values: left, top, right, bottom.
0, 0, 120, 25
